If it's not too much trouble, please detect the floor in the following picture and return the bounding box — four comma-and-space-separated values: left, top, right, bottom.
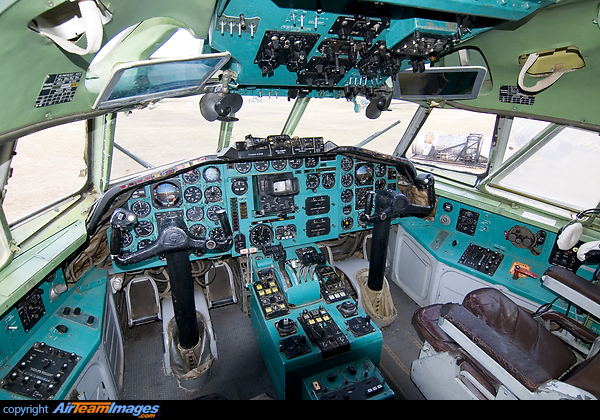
120, 276, 425, 400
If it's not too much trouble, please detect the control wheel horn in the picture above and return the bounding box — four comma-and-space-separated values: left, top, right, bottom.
109, 208, 233, 266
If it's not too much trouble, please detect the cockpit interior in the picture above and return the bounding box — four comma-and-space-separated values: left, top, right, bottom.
0, 0, 599, 403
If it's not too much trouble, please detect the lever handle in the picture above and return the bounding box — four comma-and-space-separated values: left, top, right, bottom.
513, 265, 538, 280
364, 190, 375, 216
217, 208, 233, 239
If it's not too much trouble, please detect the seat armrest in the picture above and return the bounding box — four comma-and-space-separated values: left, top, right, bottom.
540, 310, 599, 345
543, 266, 600, 318
439, 304, 552, 397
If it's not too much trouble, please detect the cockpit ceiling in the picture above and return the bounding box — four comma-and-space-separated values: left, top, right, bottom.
5, 0, 600, 140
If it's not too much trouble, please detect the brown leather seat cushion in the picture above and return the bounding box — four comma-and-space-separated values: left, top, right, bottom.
412, 304, 459, 353
564, 352, 600, 398
462, 288, 577, 380
441, 303, 554, 392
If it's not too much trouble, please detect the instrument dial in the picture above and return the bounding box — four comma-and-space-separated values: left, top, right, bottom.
254, 161, 270, 172
210, 227, 225, 240
305, 157, 319, 168
341, 156, 353, 171
131, 200, 151, 218
183, 186, 202, 203
306, 173, 320, 190
341, 189, 354, 203
231, 178, 248, 195
375, 164, 387, 177
204, 186, 222, 203
341, 173, 354, 188
120, 231, 133, 248
182, 168, 201, 184
341, 217, 354, 230
207, 205, 223, 221
271, 159, 287, 170
203, 166, 221, 182
235, 162, 252, 174
322, 173, 335, 189
189, 224, 206, 238
186, 206, 204, 222
249, 224, 274, 247
289, 158, 303, 169
153, 182, 181, 208
134, 220, 154, 237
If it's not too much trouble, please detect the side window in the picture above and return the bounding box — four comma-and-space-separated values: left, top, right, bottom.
490, 125, 600, 211
4, 121, 87, 224
502, 117, 552, 163
404, 107, 497, 180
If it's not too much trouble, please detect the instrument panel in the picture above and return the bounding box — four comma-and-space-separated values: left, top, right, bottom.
110, 140, 411, 271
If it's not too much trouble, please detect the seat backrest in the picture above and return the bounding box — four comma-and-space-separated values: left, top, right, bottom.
462, 288, 576, 379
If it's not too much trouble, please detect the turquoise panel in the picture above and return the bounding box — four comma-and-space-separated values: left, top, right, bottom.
0, 268, 107, 400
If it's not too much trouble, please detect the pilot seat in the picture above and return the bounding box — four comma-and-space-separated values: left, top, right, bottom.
410, 285, 600, 399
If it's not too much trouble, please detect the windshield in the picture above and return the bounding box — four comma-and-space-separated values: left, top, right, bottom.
110, 95, 419, 182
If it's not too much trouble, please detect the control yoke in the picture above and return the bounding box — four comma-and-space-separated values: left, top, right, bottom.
109, 208, 233, 351
361, 173, 436, 291
109, 208, 233, 266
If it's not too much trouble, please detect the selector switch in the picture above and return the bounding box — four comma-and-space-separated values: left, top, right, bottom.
275, 318, 297, 337
0, 342, 80, 400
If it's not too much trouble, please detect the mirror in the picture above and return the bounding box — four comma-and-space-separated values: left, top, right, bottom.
392, 66, 487, 100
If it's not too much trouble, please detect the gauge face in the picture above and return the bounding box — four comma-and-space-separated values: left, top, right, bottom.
186, 206, 204, 222
203, 166, 221, 182
182, 168, 201, 184
153, 182, 181, 208
341, 173, 354, 188
134, 220, 154, 237
131, 200, 151, 218
249, 224, 274, 247
231, 178, 248, 195
322, 173, 335, 189
254, 161, 270, 172
183, 186, 202, 203
189, 224, 206, 238
341, 156, 353, 171
289, 158, 303, 169
341, 189, 354, 203
341, 217, 354, 230
120, 231, 133, 248
375, 164, 387, 177
206, 205, 223, 221
210, 227, 225, 240
306, 173, 320, 190
271, 159, 287, 170
375, 178, 387, 191
235, 162, 252, 174
204, 186, 222, 203
355, 163, 374, 186
304, 157, 319, 168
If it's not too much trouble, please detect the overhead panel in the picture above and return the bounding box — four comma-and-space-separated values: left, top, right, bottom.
211, 0, 552, 97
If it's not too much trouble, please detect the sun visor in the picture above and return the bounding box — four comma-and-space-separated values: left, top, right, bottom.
517, 46, 585, 93
28, 0, 112, 56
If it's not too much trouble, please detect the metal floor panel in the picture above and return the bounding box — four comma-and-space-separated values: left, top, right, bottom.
120, 281, 424, 400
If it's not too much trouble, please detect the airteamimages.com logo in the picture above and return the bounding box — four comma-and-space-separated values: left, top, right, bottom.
3, 402, 161, 418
